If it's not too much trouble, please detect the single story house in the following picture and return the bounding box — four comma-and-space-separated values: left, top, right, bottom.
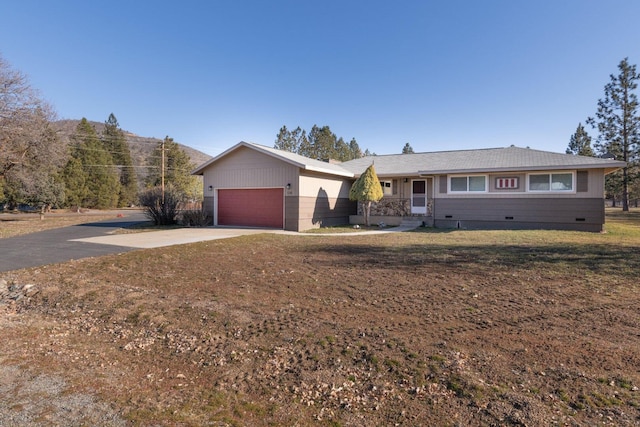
192, 141, 625, 232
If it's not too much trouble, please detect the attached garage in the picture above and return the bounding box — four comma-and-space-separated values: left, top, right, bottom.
193, 142, 357, 231
217, 188, 284, 228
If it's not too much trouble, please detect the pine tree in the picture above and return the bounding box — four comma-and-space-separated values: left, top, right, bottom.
566, 123, 594, 156
587, 58, 640, 211
402, 143, 415, 154
348, 138, 362, 159
302, 125, 337, 160
349, 164, 384, 226
102, 113, 137, 207
61, 154, 88, 209
274, 126, 307, 153
275, 125, 366, 161
334, 137, 351, 162
69, 118, 120, 209
274, 126, 293, 151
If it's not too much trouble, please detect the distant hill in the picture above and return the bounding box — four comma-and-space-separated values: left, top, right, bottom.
52, 120, 213, 184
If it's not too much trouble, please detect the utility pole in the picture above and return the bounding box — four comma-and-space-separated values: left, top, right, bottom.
161, 137, 165, 205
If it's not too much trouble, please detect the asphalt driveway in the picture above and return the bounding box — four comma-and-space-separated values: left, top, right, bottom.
0, 213, 148, 273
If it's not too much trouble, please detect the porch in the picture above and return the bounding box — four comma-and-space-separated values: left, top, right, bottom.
349, 197, 434, 227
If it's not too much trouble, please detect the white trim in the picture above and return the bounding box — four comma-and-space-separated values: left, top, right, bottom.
526, 171, 576, 193
411, 179, 427, 214
448, 174, 488, 193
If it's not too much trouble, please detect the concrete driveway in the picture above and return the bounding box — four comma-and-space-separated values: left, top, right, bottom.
0, 211, 415, 272
70, 224, 417, 249
71, 227, 292, 249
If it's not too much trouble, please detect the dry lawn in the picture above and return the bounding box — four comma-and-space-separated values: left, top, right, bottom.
1, 209, 639, 426
0, 210, 136, 238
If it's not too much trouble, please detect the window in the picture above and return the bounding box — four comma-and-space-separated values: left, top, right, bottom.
529, 174, 550, 191
449, 175, 487, 193
469, 176, 486, 191
379, 180, 392, 196
528, 172, 574, 192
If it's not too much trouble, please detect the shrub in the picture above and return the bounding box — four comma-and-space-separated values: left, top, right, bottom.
139, 185, 183, 225
179, 209, 211, 227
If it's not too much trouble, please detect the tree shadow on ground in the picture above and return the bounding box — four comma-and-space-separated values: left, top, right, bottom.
302, 241, 640, 279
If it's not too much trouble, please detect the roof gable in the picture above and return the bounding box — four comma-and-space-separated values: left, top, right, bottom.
192, 141, 354, 177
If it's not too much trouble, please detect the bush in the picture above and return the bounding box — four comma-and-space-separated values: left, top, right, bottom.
139, 185, 183, 225
179, 209, 211, 227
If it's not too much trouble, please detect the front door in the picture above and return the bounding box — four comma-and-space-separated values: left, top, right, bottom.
411, 180, 426, 215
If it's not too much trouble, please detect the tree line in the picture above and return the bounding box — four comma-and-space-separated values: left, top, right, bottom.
566, 58, 640, 211
0, 54, 199, 213
274, 125, 375, 161
3, 52, 638, 212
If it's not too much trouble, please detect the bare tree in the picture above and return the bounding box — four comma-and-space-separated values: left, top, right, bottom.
0, 54, 65, 210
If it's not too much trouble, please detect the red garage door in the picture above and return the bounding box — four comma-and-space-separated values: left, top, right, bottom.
217, 188, 284, 228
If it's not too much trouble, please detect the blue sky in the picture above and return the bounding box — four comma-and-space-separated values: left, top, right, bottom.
2, 1, 639, 156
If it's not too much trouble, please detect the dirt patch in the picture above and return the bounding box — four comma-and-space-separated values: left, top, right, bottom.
1, 224, 639, 426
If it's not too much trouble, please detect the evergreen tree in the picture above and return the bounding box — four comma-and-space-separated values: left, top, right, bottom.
61, 154, 88, 209
68, 118, 120, 209
348, 138, 363, 159
275, 125, 367, 161
334, 137, 351, 162
299, 125, 333, 160
274, 126, 307, 153
102, 113, 137, 207
402, 143, 415, 154
587, 58, 640, 211
566, 123, 594, 156
146, 136, 200, 200
349, 164, 384, 226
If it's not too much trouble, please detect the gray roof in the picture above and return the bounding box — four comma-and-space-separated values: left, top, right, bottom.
339, 146, 626, 177
192, 141, 354, 177
193, 143, 625, 178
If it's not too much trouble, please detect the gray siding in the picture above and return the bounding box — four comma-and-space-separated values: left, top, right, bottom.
284, 196, 299, 231
577, 170, 589, 192
297, 195, 355, 231
203, 196, 215, 225
434, 197, 604, 232
438, 175, 447, 193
